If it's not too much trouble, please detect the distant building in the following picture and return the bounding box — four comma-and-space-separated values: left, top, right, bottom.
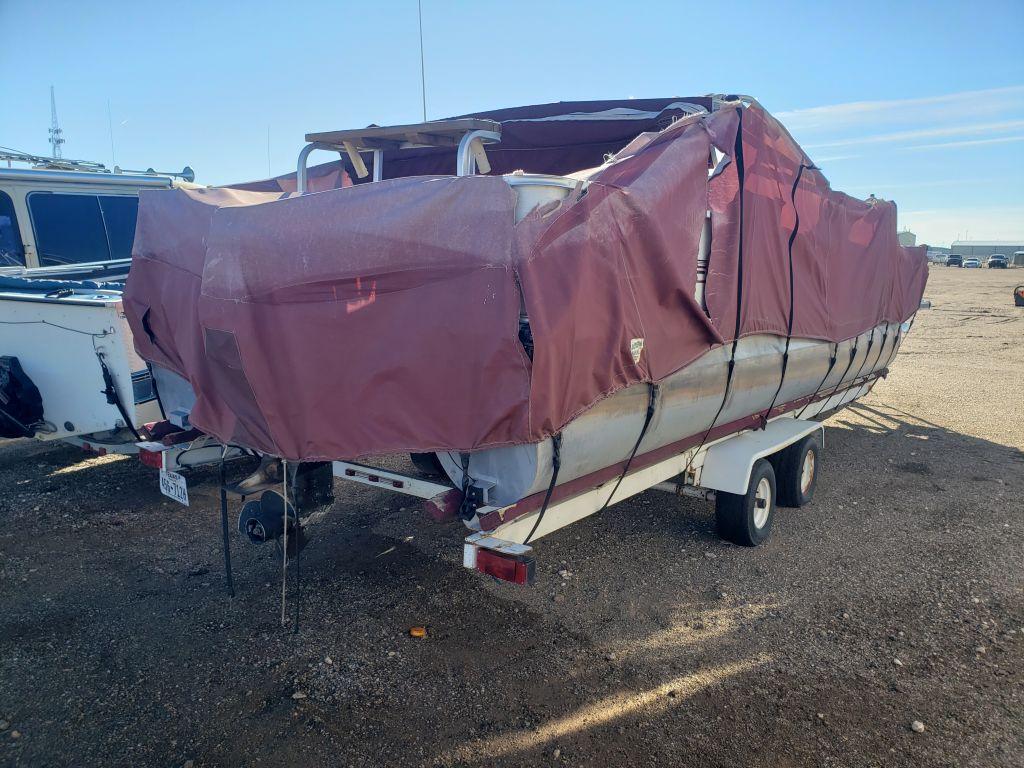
898, 230, 917, 247
950, 240, 1024, 259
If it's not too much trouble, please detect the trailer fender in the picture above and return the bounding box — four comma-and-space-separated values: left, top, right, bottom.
697, 418, 824, 496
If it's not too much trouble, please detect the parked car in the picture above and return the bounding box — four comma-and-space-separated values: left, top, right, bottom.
946, 254, 963, 267
987, 254, 1008, 268
963, 258, 981, 268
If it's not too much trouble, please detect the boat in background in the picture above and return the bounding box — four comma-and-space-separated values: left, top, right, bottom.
0, 152, 191, 453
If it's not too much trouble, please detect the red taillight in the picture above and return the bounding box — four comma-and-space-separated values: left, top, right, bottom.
139, 448, 164, 469
475, 549, 535, 585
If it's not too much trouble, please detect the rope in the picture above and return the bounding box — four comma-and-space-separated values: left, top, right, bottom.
281, 459, 288, 627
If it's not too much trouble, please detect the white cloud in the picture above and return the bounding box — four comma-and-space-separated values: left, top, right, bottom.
776, 85, 1024, 133
802, 120, 1024, 149
811, 153, 860, 163
843, 178, 998, 193
777, 87, 1024, 246
904, 134, 1024, 151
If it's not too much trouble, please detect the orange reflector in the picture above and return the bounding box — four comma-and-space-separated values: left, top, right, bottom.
409, 626, 427, 638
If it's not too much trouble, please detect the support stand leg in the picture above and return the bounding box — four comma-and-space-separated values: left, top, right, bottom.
293, 516, 301, 634
219, 456, 235, 598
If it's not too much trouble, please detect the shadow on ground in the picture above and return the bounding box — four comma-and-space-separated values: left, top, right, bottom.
0, 400, 1021, 767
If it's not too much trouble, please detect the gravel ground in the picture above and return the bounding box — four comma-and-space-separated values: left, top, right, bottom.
1, 266, 1021, 767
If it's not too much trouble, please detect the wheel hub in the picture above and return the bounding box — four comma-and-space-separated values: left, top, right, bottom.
753, 477, 771, 528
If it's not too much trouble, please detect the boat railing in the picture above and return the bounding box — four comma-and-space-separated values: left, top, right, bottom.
296, 118, 502, 193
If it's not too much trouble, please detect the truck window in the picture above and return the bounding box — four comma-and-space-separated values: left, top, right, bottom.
28, 192, 111, 266
0, 190, 25, 267
99, 196, 139, 259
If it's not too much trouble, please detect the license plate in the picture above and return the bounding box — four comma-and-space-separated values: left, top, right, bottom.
159, 469, 189, 506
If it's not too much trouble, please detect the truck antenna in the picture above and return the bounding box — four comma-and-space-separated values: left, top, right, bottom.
418, 0, 427, 121
49, 86, 65, 159
107, 100, 116, 167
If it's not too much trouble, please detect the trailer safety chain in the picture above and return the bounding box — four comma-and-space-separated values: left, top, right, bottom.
523, 433, 562, 545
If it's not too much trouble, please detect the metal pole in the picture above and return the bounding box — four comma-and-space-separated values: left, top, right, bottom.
293, 501, 301, 634
219, 453, 235, 598
107, 100, 116, 168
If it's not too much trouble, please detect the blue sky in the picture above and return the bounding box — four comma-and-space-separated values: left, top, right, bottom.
2, 0, 1022, 247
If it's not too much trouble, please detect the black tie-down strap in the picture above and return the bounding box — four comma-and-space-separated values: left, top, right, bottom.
457, 452, 478, 521
523, 433, 562, 545
848, 327, 876, 386
96, 351, 142, 441
523, 379, 660, 545
797, 342, 839, 419
598, 382, 659, 515
682, 105, 748, 480
761, 162, 816, 428
867, 325, 890, 376
826, 334, 862, 404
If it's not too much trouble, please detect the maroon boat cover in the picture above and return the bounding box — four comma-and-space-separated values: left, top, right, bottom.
124, 100, 927, 460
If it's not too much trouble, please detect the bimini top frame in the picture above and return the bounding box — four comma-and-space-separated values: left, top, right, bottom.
296, 118, 502, 193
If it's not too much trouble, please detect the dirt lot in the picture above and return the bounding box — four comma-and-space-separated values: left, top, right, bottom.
1, 266, 1021, 767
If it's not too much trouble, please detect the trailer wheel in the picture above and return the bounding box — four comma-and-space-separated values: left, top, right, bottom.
775, 434, 820, 508
715, 458, 776, 546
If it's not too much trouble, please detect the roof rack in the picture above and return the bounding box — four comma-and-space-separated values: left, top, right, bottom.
0, 149, 109, 173
298, 118, 501, 192
0, 149, 195, 182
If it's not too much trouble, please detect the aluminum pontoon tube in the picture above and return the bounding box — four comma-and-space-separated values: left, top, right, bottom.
438, 321, 904, 506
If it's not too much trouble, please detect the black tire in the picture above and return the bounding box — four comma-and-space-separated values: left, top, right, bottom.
715, 458, 776, 547
775, 434, 821, 508
410, 452, 445, 477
